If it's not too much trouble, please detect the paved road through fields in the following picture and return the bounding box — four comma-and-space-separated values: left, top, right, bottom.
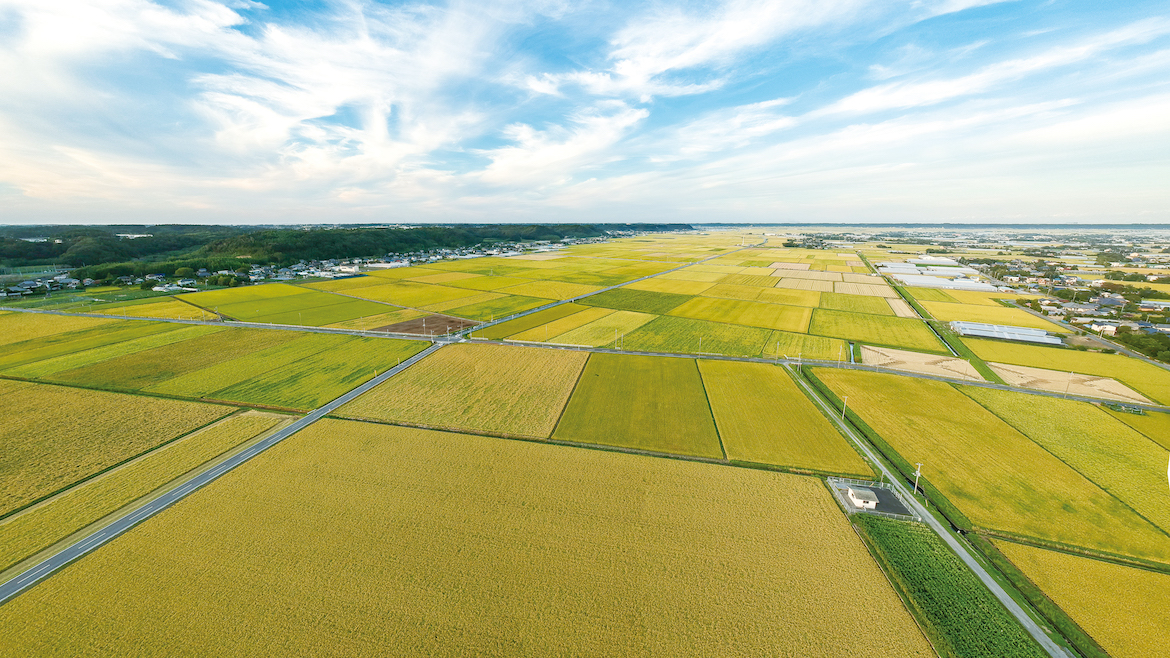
0, 341, 443, 606
790, 368, 1075, 658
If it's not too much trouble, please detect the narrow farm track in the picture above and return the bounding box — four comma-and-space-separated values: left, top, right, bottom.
788, 368, 1076, 658
0, 341, 444, 606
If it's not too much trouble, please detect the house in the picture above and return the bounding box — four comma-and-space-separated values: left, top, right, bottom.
177, 279, 196, 286
846, 487, 879, 510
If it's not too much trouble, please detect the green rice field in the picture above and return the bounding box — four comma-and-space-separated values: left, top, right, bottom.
810, 309, 946, 353
553, 353, 723, 458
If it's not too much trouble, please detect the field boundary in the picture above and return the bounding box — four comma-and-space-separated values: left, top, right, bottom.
0, 341, 444, 606
0, 401, 240, 524
695, 359, 729, 461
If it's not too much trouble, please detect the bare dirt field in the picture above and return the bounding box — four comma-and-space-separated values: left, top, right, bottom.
861, 346, 985, 381
989, 363, 1153, 404
376, 314, 478, 335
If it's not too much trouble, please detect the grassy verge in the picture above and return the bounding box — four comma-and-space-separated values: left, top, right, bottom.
854, 516, 1048, 658
968, 534, 1109, 658
801, 368, 974, 532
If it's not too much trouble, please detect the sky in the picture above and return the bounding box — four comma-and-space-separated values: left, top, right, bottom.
0, 0, 1168, 225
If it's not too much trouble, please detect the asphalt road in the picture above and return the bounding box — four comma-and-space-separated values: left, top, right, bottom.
790, 369, 1074, 658
0, 341, 443, 606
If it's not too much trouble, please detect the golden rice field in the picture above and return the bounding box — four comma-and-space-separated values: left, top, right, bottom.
962, 338, 1170, 404
93, 298, 212, 320
142, 333, 348, 399
624, 277, 715, 295
210, 337, 428, 410
0, 312, 115, 348
338, 343, 587, 438
618, 315, 770, 357
919, 301, 1068, 332
765, 330, 848, 360
0, 419, 932, 657
995, 541, 1170, 658
505, 306, 611, 342
816, 369, 1170, 563
698, 361, 869, 475
1105, 409, 1170, 451
0, 320, 187, 372
964, 388, 1170, 534
44, 327, 288, 391
495, 279, 600, 300
667, 297, 812, 333
3, 324, 224, 379
0, 380, 234, 517
944, 290, 1040, 306
547, 309, 655, 347
0, 412, 285, 571
324, 307, 427, 330
810, 309, 946, 353
553, 353, 723, 458
473, 303, 586, 339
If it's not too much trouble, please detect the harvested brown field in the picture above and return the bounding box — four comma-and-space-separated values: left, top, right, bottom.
833, 282, 898, 297
989, 363, 1152, 404
338, 342, 587, 438
769, 261, 810, 270
376, 313, 478, 335
861, 346, 984, 381
0, 419, 933, 657
772, 270, 842, 281
886, 298, 919, 317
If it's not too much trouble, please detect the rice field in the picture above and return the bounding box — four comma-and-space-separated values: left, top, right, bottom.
92, 298, 211, 320
699, 361, 869, 475
338, 281, 483, 308
506, 306, 612, 342
995, 541, 1170, 658
0, 411, 285, 571
339, 343, 586, 438
549, 310, 656, 347
1105, 409, 1170, 451
964, 388, 1170, 534
182, 284, 391, 326
818, 292, 895, 316
473, 303, 586, 339
0, 419, 932, 657
3, 324, 224, 379
495, 280, 600, 300
0, 312, 113, 348
962, 338, 1170, 404
624, 277, 715, 295
920, 301, 1068, 332
553, 353, 723, 458
816, 369, 1170, 563
809, 309, 947, 353
0, 320, 185, 371
0, 380, 234, 517
579, 288, 692, 314
443, 294, 546, 321
43, 327, 300, 391
210, 337, 429, 411
324, 308, 427, 330
142, 333, 353, 399
619, 315, 772, 357
766, 330, 849, 361
906, 287, 959, 303
668, 297, 812, 333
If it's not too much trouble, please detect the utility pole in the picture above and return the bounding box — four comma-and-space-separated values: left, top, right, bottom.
913, 463, 923, 497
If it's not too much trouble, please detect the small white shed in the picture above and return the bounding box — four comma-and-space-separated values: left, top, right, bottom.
847, 487, 879, 510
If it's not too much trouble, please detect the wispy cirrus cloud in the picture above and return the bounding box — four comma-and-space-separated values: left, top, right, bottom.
0, 0, 1166, 223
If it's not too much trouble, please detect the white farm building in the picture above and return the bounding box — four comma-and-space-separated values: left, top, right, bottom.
846, 487, 879, 510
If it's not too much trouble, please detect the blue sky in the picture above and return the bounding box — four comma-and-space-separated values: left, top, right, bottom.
0, 0, 1167, 224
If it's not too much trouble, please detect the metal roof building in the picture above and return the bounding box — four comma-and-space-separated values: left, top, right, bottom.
949, 321, 1063, 345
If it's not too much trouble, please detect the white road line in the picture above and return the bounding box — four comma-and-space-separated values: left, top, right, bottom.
14, 562, 53, 585
73, 532, 110, 553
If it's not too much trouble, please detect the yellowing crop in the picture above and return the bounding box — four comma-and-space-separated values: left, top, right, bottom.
0, 419, 932, 657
